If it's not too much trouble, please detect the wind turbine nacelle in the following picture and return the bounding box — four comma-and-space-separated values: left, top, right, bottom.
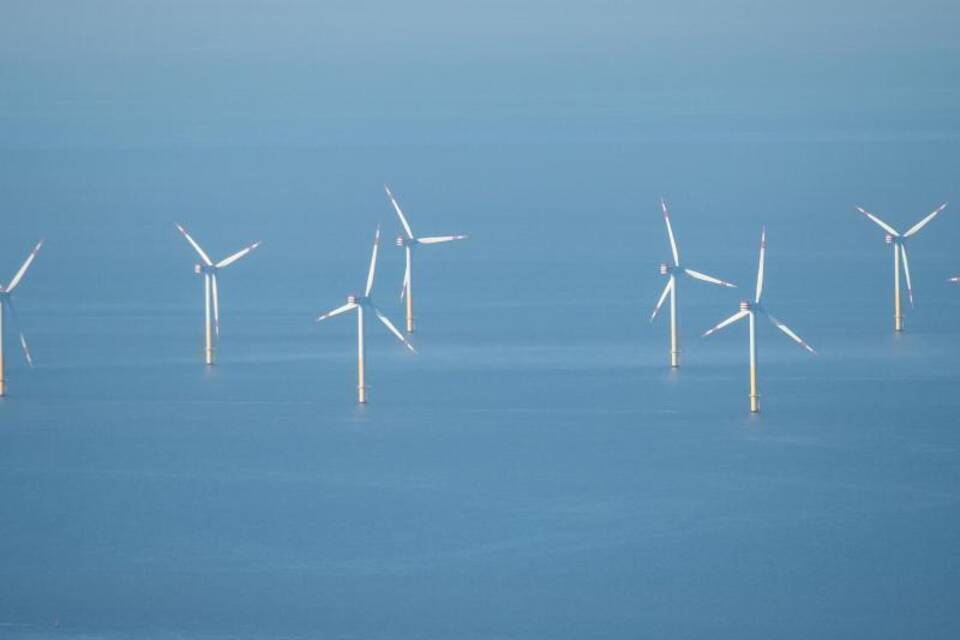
739, 300, 752, 311
194, 264, 203, 274
659, 263, 670, 275
884, 234, 894, 245
347, 295, 358, 304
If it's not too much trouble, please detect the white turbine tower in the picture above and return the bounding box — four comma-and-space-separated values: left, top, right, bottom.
703, 227, 815, 413
854, 202, 948, 332
316, 226, 415, 404
176, 224, 261, 365
384, 185, 467, 333
651, 198, 736, 367
0, 240, 43, 397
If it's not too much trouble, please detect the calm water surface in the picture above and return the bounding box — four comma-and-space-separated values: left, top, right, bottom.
1, 139, 959, 638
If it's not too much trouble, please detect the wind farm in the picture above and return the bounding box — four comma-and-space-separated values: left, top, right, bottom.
0, 240, 43, 397
703, 227, 816, 413
650, 198, 736, 367
176, 223, 261, 365
385, 185, 467, 333
854, 203, 948, 332
6, 3, 960, 638
316, 226, 416, 403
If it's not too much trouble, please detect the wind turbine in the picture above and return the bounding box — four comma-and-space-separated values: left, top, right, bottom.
0, 240, 43, 397
384, 185, 467, 333
175, 224, 261, 365
651, 198, 736, 367
703, 227, 815, 413
316, 226, 415, 404
854, 202, 948, 332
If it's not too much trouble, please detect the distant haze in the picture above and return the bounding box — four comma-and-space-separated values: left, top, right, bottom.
2, 1, 958, 148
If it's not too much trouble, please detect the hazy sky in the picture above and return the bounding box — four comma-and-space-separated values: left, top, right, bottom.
2, 1, 958, 147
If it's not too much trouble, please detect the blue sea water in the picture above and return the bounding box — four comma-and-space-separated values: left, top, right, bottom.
1, 136, 959, 639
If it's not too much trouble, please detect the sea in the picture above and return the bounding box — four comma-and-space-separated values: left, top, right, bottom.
1, 134, 959, 638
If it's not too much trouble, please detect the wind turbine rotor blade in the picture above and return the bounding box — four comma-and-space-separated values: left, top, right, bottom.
5, 239, 44, 293
5, 299, 34, 367
900, 244, 914, 307
216, 241, 262, 268
211, 273, 221, 338
683, 268, 736, 288
904, 202, 948, 237
316, 302, 357, 321
854, 206, 900, 237
650, 277, 674, 321
660, 198, 680, 266
384, 185, 415, 239
175, 224, 214, 266
702, 309, 749, 337
417, 235, 468, 244
364, 226, 381, 297
766, 312, 817, 354
373, 305, 416, 352
755, 226, 767, 303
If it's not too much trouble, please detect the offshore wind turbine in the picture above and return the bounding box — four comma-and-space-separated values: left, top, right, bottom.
0, 240, 43, 397
854, 202, 948, 332
651, 198, 736, 367
316, 226, 415, 404
384, 185, 467, 333
703, 227, 815, 413
176, 224, 261, 365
